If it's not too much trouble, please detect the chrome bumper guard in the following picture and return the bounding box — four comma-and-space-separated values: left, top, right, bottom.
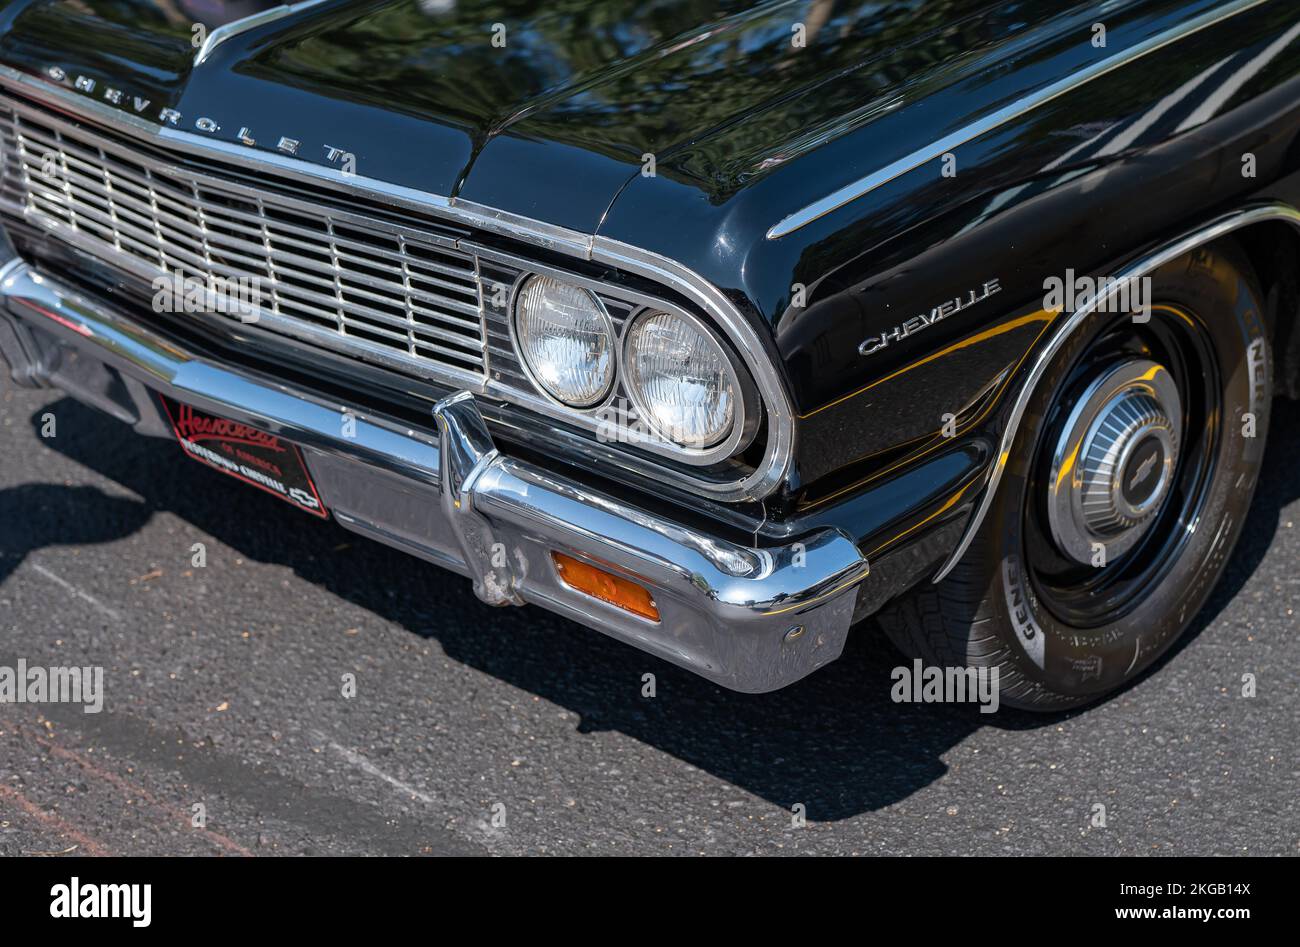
0, 261, 869, 692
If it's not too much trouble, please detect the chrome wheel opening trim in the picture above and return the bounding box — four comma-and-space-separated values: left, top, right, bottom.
933, 202, 1300, 583
766, 0, 1272, 240
1045, 359, 1182, 564
0, 65, 795, 502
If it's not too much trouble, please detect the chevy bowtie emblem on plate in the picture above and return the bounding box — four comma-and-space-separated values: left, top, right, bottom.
41, 64, 351, 167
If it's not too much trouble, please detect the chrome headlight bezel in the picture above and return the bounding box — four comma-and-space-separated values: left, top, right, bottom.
503, 261, 757, 467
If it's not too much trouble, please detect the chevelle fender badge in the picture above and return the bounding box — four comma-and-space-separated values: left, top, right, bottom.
859, 278, 1001, 356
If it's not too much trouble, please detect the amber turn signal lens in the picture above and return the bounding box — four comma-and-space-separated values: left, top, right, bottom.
551, 552, 659, 622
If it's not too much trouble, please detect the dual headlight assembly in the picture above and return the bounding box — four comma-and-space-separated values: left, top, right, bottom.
512, 274, 746, 452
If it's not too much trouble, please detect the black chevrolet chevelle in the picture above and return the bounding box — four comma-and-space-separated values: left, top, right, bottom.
0, 0, 1296, 708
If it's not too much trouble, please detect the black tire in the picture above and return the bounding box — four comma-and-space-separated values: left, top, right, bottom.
879, 239, 1272, 711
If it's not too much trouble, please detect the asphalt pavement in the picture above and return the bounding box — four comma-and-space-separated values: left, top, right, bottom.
1, 381, 1296, 855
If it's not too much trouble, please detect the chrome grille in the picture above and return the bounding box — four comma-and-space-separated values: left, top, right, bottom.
0, 101, 488, 379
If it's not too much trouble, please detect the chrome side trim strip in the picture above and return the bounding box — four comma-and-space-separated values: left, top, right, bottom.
0, 64, 796, 502
194, 0, 333, 66
933, 201, 1300, 583
766, 0, 1273, 240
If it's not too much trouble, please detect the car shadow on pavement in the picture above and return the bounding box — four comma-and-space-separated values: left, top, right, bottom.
14, 396, 1300, 821
0, 482, 152, 587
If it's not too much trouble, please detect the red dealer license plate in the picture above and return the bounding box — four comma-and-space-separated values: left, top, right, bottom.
158, 395, 328, 518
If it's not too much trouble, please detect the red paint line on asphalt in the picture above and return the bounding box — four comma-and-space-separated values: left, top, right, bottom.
0, 783, 112, 856
19, 724, 256, 857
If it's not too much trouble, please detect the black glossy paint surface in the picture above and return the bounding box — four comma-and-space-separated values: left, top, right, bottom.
1, 0, 1298, 532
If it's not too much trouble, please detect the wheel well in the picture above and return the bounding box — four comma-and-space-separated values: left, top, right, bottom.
1234, 221, 1300, 398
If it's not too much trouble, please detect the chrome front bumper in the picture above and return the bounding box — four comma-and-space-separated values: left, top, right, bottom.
0, 260, 869, 693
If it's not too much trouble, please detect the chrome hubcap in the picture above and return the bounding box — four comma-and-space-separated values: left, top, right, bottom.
1047, 359, 1181, 564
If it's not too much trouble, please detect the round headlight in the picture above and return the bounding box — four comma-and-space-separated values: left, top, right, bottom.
624, 310, 738, 448
514, 275, 615, 407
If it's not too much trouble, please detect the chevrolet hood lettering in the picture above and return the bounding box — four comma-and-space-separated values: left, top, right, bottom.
42, 63, 349, 164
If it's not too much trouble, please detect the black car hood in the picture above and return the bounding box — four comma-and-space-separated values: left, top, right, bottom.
0, 0, 1073, 234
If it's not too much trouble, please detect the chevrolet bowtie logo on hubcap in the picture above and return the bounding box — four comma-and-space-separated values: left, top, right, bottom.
1124, 438, 1164, 503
